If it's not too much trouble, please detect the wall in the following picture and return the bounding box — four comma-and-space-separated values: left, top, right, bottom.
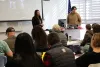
0, 0, 86, 40
0, 0, 41, 20
0, 21, 32, 40
0, 0, 67, 40
43, 0, 67, 29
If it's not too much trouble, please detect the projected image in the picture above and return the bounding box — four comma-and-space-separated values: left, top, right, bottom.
0, 0, 41, 20
9, 0, 16, 9
20, 0, 24, 9
9, 0, 25, 9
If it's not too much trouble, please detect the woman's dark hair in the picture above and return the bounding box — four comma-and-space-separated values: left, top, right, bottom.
31, 26, 48, 48
34, 10, 42, 20
34, 10, 39, 16
86, 24, 91, 30
48, 33, 60, 45
14, 32, 44, 67
15, 32, 34, 54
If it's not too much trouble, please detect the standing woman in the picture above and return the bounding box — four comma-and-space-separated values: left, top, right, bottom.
32, 10, 43, 28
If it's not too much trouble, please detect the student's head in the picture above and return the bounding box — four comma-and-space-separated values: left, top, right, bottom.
15, 32, 35, 54
52, 24, 61, 32
34, 10, 40, 16
6, 27, 15, 37
71, 6, 77, 13
93, 24, 100, 33
92, 23, 99, 29
86, 24, 91, 30
31, 25, 47, 47
48, 33, 60, 46
91, 33, 100, 50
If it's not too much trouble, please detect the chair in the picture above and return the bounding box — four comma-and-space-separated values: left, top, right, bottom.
0, 55, 7, 67
88, 63, 100, 67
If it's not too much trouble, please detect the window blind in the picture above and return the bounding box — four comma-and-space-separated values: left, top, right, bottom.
68, 0, 100, 24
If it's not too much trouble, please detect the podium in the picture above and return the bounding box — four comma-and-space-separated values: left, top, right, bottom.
64, 29, 81, 40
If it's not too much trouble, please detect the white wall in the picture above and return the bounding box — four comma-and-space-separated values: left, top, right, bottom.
0, 0, 41, 20
0, 0, 67, 40
0, 21, 32, 40
0, 0, 86, 40
43, 0, 67, 29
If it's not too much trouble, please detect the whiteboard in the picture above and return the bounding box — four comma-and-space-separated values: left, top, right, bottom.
0, 0, 41, 21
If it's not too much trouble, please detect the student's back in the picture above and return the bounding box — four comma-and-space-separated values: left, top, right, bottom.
31, 26, 48, 52
76, 33, 100, 67
6, 33, 45, 67
43, 33, 76, 67
8, 54, 45, 67
76, 52, 100, 67
52, 24, 68, 46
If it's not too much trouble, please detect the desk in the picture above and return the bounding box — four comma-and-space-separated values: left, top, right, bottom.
64, 29, 81, 40
67, 40, 82, 59
67, 40, 81, 45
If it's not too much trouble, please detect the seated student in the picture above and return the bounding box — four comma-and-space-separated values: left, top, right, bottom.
43, 33, 76, 67
31, 25, 49, 52
76, 33, 100, 67
92, 23, 99, 30
6, 33, 45, 67
0, 40, 13, 57
89, 24, 100, 52
0, 55, 7, 67
0, 41, 12, 67
81, 24, 93, 46
4, 27, 16, 52
81, 24, 93, 52
52, 24, 68, 47
92, 24, 100, 34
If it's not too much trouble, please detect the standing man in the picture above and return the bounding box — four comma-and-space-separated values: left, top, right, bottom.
67, 6, 81, 29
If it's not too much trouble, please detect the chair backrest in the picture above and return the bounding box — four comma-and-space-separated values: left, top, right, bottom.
88, 63, 100, 67
0, 55, 7, 67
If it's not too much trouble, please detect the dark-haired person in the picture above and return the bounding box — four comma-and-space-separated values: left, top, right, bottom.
31, 25, 48, 52
76, 33, 100, 67
92, 24, 100, 34
81, 24, 93, 52
92, 23, 99, 30
4, 27, 16, 52
89, 24, 100, 52
32, 10, 43, 28
67, 6, 81, 29
6, 33, 45, 67
43, 33, 76, 67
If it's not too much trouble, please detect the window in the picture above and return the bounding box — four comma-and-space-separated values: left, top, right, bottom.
67, 0, 100, 23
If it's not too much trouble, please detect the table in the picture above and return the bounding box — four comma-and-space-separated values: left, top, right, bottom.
67, 40, 81, 46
